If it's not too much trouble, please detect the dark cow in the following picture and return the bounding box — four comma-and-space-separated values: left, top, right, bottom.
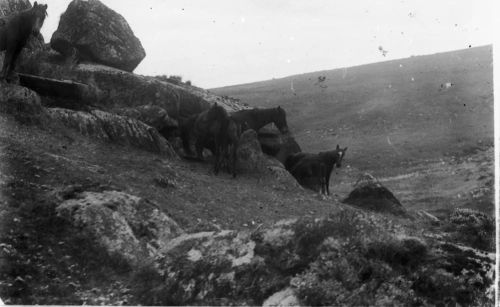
0, 2, 48, 82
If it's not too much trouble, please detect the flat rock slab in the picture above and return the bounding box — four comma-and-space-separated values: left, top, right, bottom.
18, 73, 94, 101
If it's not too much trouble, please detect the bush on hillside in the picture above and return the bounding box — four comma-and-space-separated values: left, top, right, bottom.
447, 208, 494, 251
155, 75, 185, 85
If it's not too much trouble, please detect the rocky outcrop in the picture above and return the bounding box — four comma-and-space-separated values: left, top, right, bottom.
0, 83, 45, 124
18, 73, 99, 102
187, 86, 250, 113
237, 129, 299, 189
343, 173, 407, 216
133, 213, 493, 306
237, 129, 271, 172
24, 62, 210, 120
0, 0, 31, 14
50, 0, 145, 72
258, 126, 286, 156
56, 190, 184, 267
47, 108, 177, 156
0, 83, 177, 157
113, 105, 178, 133
245, 126, 302, 165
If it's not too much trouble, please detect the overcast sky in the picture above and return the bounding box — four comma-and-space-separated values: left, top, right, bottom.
40, 0, 495, 88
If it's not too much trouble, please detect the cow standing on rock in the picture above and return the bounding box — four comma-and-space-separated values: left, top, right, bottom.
0, 2, 48, 82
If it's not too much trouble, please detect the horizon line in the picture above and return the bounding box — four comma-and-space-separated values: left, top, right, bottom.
208, 44, 492, 90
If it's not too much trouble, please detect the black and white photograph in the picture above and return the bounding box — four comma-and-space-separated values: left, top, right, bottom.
0, 0, 496, 305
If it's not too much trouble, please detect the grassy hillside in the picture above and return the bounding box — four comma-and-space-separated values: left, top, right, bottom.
212, 46, 494, 174
0, 49, 494, 304
0, 101, 494, 305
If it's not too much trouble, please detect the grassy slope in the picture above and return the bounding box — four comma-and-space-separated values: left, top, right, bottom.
0, 78, 493, 303
211, 46, 494, 173
0, 112, 353, 304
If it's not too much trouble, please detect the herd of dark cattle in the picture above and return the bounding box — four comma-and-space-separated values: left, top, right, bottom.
180, 103, 347, 195
0, 3, 347, 195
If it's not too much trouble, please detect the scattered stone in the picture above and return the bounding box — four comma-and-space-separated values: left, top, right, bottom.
263, 287, 301, 307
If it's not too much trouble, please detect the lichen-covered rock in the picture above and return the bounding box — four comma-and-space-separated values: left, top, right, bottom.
135, 213, 493, 306
114, 105, 178, 133
0, 83, 46, 124
0, 83, 178, 156
237, 129, 269, 172
46, 108, 108, 138
266, 166, 301, 190
50, 0, 145, 72
343, 173, 407, 216
0, 83, 42, 115
273, 133, 302, 165
0, 0, 31, 14
257, 127, 287, 155
147, 222, 297, 305
262, 287, 301, 307
47, 107, 177, 156
29, 63, 210, 120
237, 129, 299, 188
245, 125, 302, 166
187, 86, 250, 113
56, 190, 184, 266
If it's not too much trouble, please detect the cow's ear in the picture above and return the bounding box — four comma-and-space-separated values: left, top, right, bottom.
344, 147, 348, 151
44, 4, 48, 9
33, 2, 38, 7
336, 144, 340, 150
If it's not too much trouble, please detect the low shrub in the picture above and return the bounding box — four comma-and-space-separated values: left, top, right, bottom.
448, 208, 494, 251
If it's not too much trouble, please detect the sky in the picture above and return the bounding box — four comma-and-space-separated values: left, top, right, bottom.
40, 0, 495, 89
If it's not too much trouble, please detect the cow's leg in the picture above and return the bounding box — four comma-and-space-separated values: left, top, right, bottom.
326, 171, 332, 195
1, 48, 13, 80
213, 143, 220, 175
5, 43, 22, 83
195, 139, 204, 160
231, 144, 237, 178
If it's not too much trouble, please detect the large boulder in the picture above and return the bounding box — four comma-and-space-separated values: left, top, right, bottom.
254, 126, 301, 165
50, 0, 145, 72
236, 129, 299, 189
237, 129, 271, 172
273, 134, 302, 165
56, 190, 184, 267
343, 173, 406, 216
